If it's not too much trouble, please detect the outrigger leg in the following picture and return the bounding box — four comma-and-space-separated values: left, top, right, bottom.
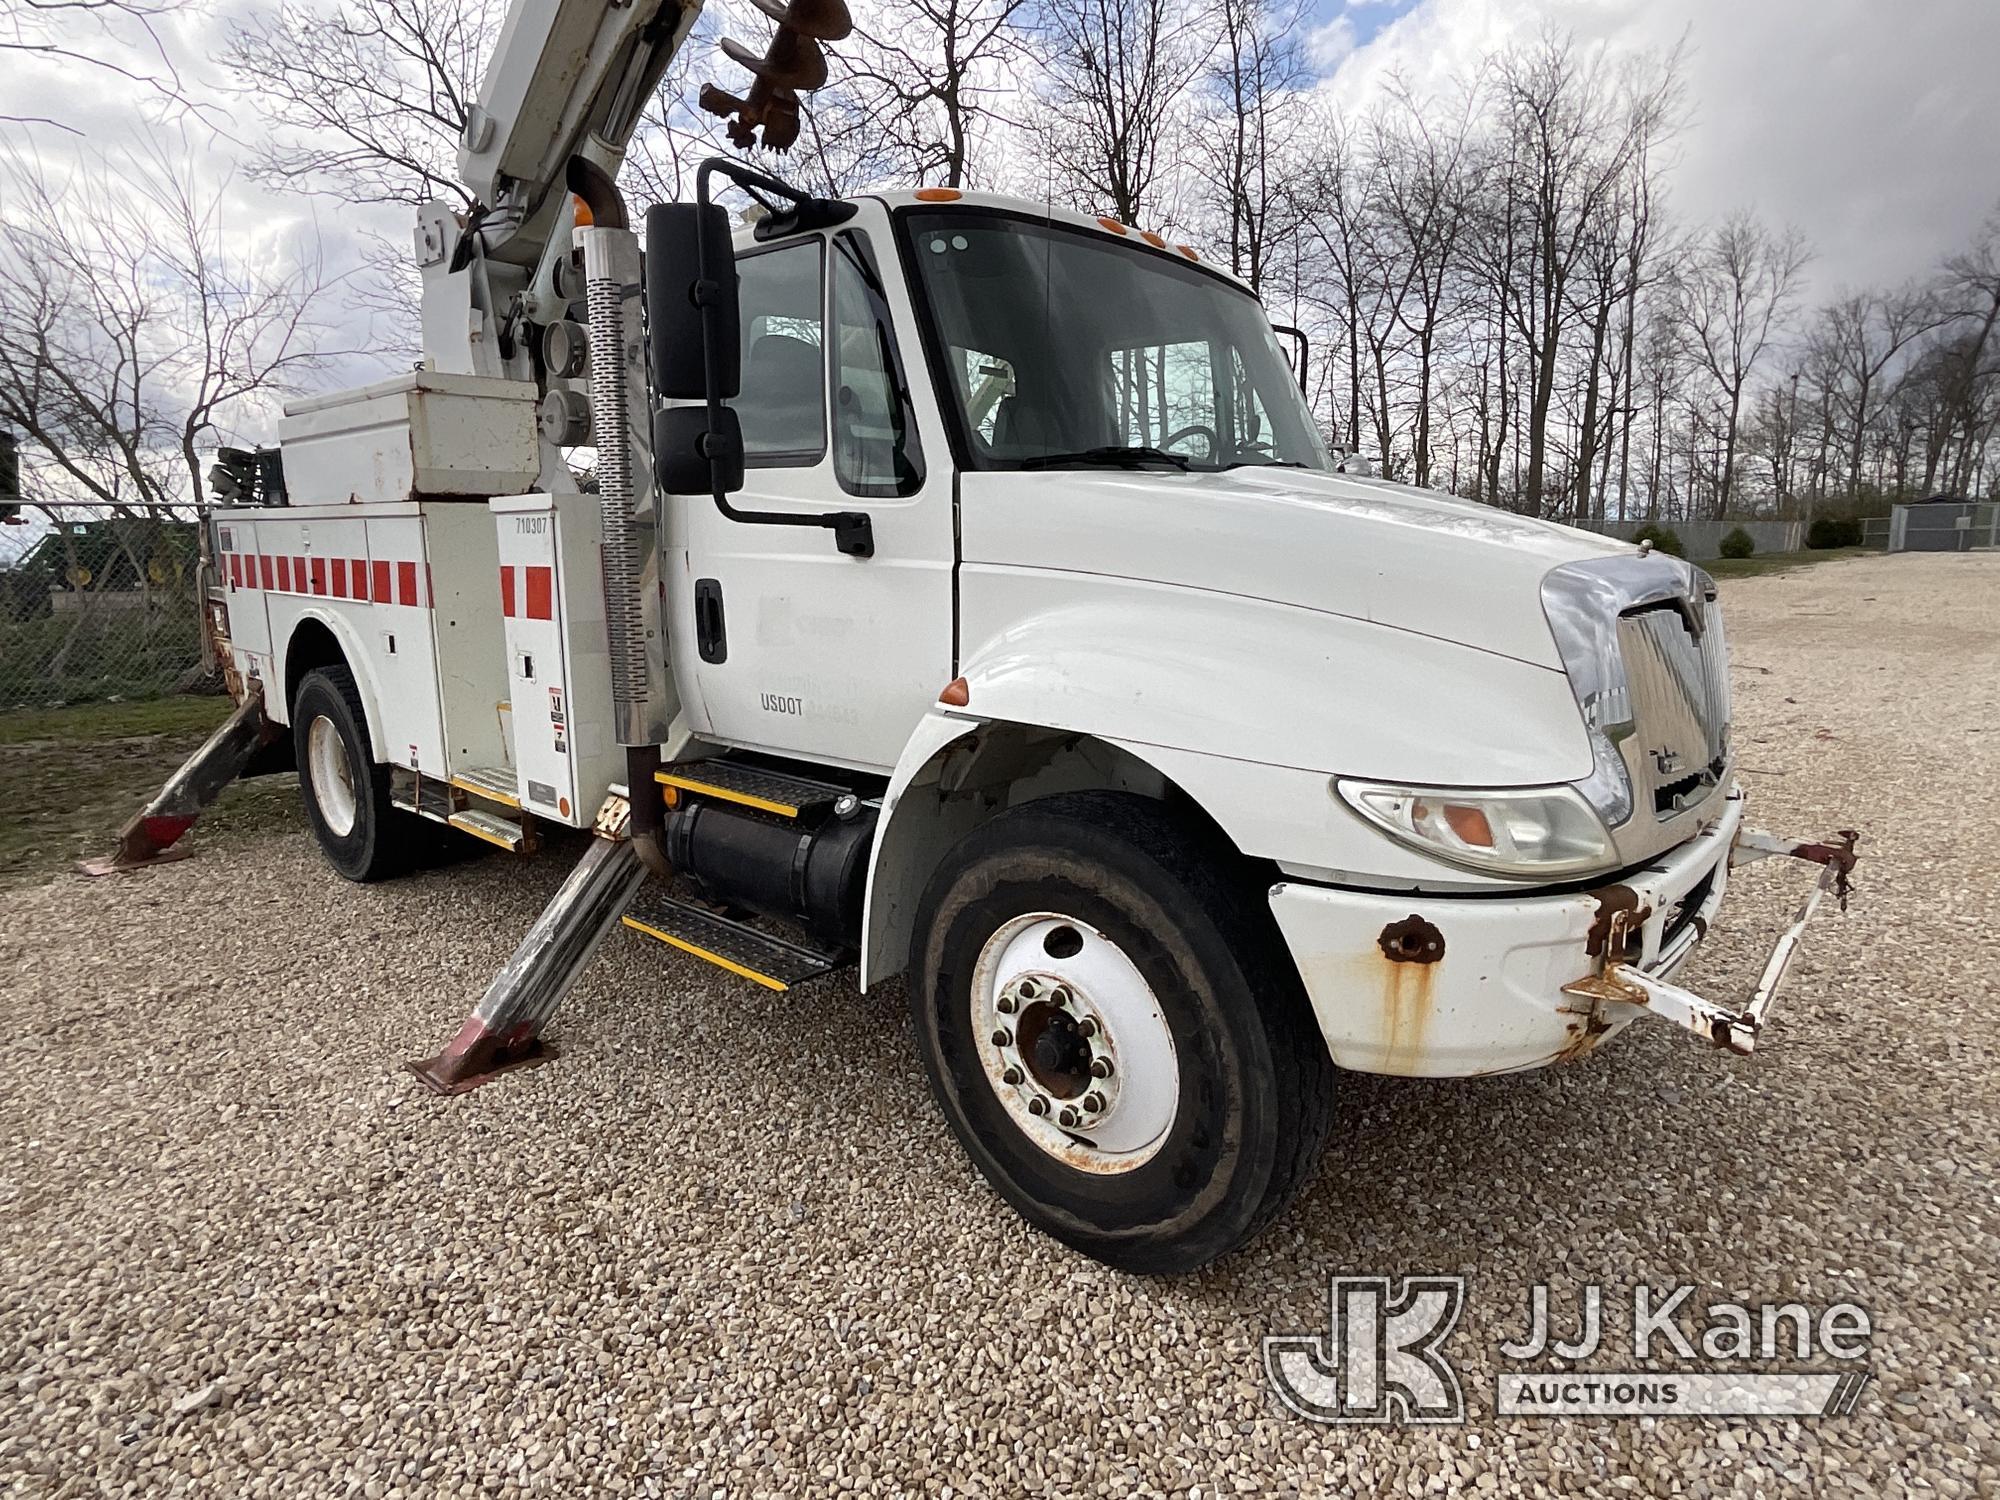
80, 687, 281, 876
406, 794, 646, 1095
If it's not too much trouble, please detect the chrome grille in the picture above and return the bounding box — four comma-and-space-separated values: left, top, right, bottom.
1616, 597, 1731, 818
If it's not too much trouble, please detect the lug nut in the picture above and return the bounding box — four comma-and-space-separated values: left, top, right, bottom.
1058, 1106, 1080, 1128
1090, 1057, 1113, 1078
1027, 1096, 1050, 1116
1082, 1091, 1105, 1113
1075, 1016, 1098, 1037
991, 1028, 1012, 1048
1001, 1065, 1024, 1085
997, 993, 1017, 1014
1051, 986, 1071, 1008
1018, 979, 1038, 999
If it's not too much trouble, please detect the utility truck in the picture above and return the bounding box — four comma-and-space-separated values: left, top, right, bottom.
174, 0, 1859, 1272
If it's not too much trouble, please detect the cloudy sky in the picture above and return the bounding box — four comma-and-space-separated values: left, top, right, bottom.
5, 0, 1998, 392
1305, 0, 2000, 291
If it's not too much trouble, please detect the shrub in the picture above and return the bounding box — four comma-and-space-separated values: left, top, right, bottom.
1806, 515, 1862, 549
1719, 526, 1756, 559
1633, 523, 1685, 557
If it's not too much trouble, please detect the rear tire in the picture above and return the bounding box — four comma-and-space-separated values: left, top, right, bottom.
909, 791, 1334, 1274
292, 665, 419, 882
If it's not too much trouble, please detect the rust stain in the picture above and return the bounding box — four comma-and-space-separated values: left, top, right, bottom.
1377, 914, 1445, 964
1552, 1011, 1615, 1064
1374, 916, 1444, 1073
1585, 885, 1651, 960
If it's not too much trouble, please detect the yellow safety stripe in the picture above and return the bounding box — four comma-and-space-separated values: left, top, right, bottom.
621, 915, 790, 991
654, 769, 799, 819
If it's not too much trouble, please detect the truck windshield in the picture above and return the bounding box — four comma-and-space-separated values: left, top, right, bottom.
900, 210, 1330, 473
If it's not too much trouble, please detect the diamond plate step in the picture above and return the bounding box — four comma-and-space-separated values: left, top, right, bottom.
449, 808, 526, 852
655, 760, 852, 820
450, 765, 521, 808
623, 891, 842, 991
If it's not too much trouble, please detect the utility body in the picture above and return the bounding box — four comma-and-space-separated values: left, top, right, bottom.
195, 0, 1856, 1271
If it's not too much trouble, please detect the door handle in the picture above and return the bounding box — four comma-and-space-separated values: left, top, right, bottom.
694, 578, 727, 664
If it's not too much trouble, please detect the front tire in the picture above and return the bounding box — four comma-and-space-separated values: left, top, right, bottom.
292, 665, 418, 882
909, 792, 1334, 1273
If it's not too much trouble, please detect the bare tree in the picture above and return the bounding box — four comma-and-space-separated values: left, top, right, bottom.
1667, 211, 1809, 515
1027, 0, 1207, 226
1195, 0, 1311, 293
836, 0, 1031, 189
220, 0, 501, 209
0, 0, 206, 130
0, 146, 338, 513
1933, 207, 2000, 495
0, 143, 337, 673
1373, 80, 1481, 488
1487, 30, 1682, 515
1808, 285, 1947, 496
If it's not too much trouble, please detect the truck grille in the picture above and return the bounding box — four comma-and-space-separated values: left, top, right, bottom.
1616, 597, 1731, 818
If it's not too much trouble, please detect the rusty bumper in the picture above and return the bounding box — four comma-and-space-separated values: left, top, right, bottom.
1563, 824, 1858, 1055
1268, 790, 1857, 1077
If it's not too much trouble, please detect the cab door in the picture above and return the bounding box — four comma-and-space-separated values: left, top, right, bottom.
677, 212, 953, 773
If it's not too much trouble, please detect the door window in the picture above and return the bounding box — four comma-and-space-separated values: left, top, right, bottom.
735, 241, 826, 464
831, 234, 924, 497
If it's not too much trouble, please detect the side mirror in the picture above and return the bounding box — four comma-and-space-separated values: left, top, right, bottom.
644, 202, 739, 401
654, 406, 744, 496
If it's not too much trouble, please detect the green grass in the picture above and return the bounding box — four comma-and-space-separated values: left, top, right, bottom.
0, 694, 299, 888
0, 694, 235, 745
1705, 546, 1874, 579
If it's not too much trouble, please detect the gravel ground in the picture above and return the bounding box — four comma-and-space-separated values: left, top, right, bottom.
4, 549, 1996, 1498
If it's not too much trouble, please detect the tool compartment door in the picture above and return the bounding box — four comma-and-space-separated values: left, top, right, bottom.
492, 494, 620, 825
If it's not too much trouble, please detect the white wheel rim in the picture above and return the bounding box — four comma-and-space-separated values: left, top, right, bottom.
306, 714, 358, 837
971, 912, 1179, 1174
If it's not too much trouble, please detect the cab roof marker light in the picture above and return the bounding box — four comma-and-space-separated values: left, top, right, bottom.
1096, 217, 1129, 235
914, 187, 962, 202
1140, 230, 1167, 248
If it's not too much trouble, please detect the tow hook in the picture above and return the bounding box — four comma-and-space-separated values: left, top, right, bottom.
1562, 827, 1862, 1056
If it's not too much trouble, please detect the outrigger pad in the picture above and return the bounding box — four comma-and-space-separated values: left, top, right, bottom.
406, 1017, 558, 1096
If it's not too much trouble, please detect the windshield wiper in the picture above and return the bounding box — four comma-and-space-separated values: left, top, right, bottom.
1017, 445, 1192, 472
1221, 457, 1308, 470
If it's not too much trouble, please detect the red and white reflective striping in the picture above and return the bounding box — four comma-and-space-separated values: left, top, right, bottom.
225, 550, 431, 608
497, 564, 555, 620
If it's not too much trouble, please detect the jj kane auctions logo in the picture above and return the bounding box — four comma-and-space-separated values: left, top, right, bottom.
1264, 1278, 1873, 1424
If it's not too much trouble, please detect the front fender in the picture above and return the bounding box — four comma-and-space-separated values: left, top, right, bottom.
861, 711, 980, 988
956, 574, 1592, 786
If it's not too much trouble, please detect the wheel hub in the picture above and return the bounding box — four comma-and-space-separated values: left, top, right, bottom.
306, 714, 358, 838
972, 915, 1178, 1172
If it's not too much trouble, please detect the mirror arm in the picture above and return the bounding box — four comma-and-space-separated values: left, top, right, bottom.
1272, 323, 1310, 397
690, 157, 873, 558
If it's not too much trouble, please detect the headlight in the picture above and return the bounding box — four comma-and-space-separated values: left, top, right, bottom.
1335, 779, 1617, 878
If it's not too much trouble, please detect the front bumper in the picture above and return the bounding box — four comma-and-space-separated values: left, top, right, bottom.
1267, 789, 1857, 1077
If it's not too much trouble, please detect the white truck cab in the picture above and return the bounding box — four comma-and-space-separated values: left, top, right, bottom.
197, 0, 1856, 1273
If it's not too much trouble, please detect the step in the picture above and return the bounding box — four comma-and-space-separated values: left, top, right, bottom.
392, 776, 455, 823
450, 765, 521, 809
449, 808, 527, 852
622, 891, 842, 991
656, 760, 854, 820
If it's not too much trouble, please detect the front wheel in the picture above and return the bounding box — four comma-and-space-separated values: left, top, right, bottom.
909, 792, 1334, 1273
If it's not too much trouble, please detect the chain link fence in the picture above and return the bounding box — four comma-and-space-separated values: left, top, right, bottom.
0, 503, 212, 712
